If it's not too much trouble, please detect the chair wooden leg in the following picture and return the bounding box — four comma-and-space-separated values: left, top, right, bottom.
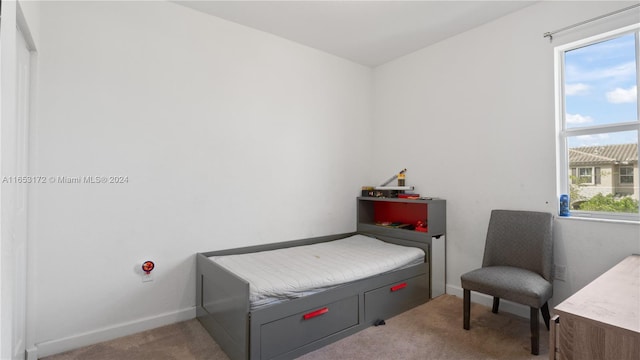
463, 289, 470, 330
530, 307, 539, 355
541, 302, 550, 330
492, 297, 500, 314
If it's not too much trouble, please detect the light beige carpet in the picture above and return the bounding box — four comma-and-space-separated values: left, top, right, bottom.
42, 295, 548, 360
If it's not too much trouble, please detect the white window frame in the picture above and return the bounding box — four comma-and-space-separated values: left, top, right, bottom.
555, 24, 640, 222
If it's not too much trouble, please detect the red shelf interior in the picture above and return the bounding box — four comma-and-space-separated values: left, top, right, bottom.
373, 202, 427, 226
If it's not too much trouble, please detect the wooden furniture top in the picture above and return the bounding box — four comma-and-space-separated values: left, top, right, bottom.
555, 254, 640, 334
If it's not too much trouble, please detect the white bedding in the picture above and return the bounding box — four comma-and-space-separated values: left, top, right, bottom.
209, 234, 425, 309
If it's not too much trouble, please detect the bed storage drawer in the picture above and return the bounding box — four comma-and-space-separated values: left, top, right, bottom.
259, 295, 359, 359
364, 274, 428, 323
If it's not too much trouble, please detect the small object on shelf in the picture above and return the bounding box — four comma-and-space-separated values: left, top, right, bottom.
398, 193, 420, 199
373, 186, 414, 191
363, 186, 414, 198
559, 194, 570, 216
361, 186, 376, 197
415, 220, 427, 232
379, 168, 407, 187
400, 223, 415, 230
363, 189, 398, 198
397, 172, 405, 186
375, 222, 415, 230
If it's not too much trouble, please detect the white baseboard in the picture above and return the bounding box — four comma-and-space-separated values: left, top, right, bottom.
446, 284, 531, 319
34, 307, 196, 358
26, 346, 38, 360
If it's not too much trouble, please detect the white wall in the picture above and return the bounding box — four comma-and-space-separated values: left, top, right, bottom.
372, 0, 640, 316
28, 1, 372, 356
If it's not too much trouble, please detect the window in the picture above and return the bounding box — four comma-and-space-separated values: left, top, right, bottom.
556, 24, 640, 221
570, 167, 602, 185
577, 167, 594, 185
620, 166, 634, 184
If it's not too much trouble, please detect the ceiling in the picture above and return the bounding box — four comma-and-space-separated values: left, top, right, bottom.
174, 1, 537, 67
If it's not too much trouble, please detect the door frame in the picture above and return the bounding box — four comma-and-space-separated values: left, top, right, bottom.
1, 1, 37, 359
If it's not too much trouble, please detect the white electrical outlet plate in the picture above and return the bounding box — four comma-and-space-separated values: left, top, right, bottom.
142, 273, 154, 283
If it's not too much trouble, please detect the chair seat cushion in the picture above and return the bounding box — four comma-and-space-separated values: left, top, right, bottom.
461, 266, 552, 308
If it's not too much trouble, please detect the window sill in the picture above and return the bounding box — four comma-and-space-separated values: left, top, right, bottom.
557, 214, 640, 225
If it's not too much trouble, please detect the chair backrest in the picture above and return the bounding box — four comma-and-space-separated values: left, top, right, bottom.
481, 209, 554, 281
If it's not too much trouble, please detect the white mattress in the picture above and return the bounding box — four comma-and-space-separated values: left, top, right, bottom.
209, 234, 425, 310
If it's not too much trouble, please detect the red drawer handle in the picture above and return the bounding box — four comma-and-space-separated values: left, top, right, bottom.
303, 307, 329, 320
390, 282, 407, 292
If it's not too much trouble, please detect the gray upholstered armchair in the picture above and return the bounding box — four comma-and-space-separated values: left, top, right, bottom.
460, 209, 553, 355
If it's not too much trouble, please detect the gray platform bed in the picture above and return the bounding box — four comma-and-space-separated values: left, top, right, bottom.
196, 230, 435, 360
